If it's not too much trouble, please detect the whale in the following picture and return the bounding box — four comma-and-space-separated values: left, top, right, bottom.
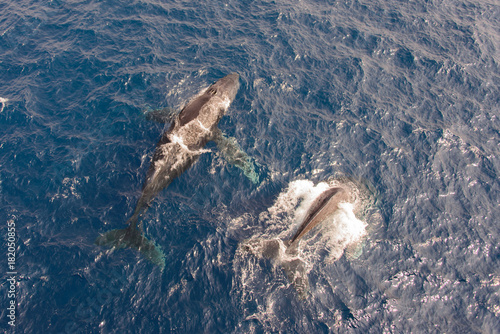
286, 186, 349, 252
240, 185, 351, 298
95, 73, 256, 268
281, 186, 350, 298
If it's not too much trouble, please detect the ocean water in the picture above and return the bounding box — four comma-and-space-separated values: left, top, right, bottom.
1, 0, 499, 333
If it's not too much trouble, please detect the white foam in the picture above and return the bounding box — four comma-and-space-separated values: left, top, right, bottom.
196, 119, 210, 132
317, 202, 367, 263
0, 97, 8, 112
169, 134, 211, 155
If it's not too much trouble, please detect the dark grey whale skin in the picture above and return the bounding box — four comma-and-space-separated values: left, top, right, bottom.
288, 186, 349, 249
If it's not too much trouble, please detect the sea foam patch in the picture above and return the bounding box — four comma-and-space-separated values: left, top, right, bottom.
0, 97, 8, 112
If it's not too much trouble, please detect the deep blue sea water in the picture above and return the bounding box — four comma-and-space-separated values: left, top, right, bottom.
1, 0, 499, 333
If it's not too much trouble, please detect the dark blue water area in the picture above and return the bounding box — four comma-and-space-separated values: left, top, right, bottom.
1, 0, 499, 333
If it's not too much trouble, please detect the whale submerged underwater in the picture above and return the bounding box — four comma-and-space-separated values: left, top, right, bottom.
95, 73, 258, 268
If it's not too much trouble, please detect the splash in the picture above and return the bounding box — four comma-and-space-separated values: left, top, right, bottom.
0, 97, 8, 112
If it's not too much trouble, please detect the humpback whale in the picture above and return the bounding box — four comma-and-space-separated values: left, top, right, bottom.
286, 186, 349, 252
241, 184, 352, 299
282, 186, 350, 297
96, 73, 256, 268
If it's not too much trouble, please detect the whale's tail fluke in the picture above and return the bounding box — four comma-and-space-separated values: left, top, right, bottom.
95, 225, 166, 269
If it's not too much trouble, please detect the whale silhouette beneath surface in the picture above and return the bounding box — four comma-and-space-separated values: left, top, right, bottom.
95, 73, 258, 268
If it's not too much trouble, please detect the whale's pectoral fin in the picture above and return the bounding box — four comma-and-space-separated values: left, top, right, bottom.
212, 128, 260, 184
143, 107, 178, 124
95, 226, 166, 269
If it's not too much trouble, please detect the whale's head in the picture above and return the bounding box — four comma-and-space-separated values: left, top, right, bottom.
206, 72, 240, 103
178, 73, 240, 127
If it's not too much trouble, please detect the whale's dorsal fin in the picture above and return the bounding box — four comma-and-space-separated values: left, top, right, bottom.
144, 107, 178, 123
212, 128, 260, 184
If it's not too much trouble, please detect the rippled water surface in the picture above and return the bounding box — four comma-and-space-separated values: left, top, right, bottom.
1, 0, 499, 333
